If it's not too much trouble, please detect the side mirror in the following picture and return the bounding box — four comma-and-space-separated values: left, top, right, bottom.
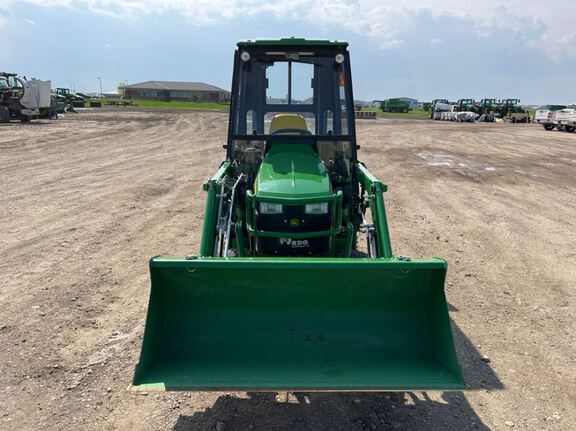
356, 145, 361, 150
222, 144, 228, 149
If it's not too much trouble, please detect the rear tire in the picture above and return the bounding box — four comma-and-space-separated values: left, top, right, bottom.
543, 124, 555, 131
566, 126, 576, 133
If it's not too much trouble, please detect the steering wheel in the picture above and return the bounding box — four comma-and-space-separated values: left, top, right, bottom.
270, 128, 312, 136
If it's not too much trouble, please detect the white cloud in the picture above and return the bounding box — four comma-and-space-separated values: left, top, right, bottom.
25, 18, 36, 24
0, 7, 9, 28
430, 38, 442, 46
555, 33, 576, 59
4, 0, 576, 59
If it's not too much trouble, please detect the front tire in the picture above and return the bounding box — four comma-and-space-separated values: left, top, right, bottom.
543, 124, 555, 131
565, 126, 575, 133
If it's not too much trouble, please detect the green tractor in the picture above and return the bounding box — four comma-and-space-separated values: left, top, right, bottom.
478, 99, 501, 122
500, 99, 529, 123
454, 99, 478, 113
380, 98, 411, 113
132, 39, 464, 391
55, 88, 85, 109
429, 99, 450, 118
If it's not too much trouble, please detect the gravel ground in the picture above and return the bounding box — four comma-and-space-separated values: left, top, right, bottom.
0, 109, 574, 430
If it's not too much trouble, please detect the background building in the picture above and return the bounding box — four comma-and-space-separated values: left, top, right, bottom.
124, 81, 230, 102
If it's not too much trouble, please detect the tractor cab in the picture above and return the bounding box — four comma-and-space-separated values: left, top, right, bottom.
227, 39, 358, 257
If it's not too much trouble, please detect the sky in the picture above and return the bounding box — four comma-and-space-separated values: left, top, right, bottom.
1, 0, 575, 104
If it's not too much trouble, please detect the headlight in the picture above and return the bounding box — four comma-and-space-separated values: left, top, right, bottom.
260, 202, 283, 214
335, 53, 345, 64
304, 203, 329, 214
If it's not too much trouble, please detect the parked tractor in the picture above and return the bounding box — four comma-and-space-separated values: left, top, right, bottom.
0, 72, 52, 123
380, 98, 411, 113
429, 99, 450, 118
454, 99, 479, 113
131, 39, 464, 391
477, 99, 501, 122
452, 99, 479, 122
500, 99, 530, 123
55, 88, 85, 108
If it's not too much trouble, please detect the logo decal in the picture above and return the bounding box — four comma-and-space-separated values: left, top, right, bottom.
279, 238, 310, 248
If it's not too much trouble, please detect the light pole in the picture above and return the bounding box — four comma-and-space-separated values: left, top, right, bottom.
97, 77, 103, 98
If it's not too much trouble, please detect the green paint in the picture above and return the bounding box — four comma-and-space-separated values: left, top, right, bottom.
256, 144, 331, 200
132, 257, 463, 391
132, 40, 463, 391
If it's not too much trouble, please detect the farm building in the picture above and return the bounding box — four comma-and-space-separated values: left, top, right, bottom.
124, 81, 230, 102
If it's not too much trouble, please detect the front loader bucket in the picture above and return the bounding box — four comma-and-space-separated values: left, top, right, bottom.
132, 257, 464, 391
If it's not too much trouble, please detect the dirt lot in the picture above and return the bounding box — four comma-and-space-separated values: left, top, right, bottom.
1, 109, 575, 431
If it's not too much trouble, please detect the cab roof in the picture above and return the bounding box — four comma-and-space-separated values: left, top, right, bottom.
237, 38, 348, 48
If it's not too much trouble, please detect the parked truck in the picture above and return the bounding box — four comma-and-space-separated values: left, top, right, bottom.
534, 105, 566, 131
554, 105, 576, 133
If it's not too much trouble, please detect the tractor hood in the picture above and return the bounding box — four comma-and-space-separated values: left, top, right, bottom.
255, 143, 331, 199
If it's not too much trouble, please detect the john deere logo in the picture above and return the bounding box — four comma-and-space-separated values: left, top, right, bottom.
289, 218, 300, 227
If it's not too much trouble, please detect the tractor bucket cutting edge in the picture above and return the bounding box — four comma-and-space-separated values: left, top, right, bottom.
132, 257, 463, 391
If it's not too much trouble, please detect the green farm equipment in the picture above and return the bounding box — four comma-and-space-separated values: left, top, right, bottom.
380, 98, 411, 113
500, 99, 529, 123
429, 99, 449, 118
132, 39, 464, 391
55, 88, 85, 108
454, 99, 478, 113
477, 99, 501, 122
1, 72, 52, 122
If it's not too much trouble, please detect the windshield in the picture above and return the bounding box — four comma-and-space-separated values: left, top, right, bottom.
231, 51, 354, 137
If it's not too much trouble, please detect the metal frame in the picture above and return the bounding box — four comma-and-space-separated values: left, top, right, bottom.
226, 45, 357, 159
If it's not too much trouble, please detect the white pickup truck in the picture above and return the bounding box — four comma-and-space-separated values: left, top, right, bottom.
554, 105, 576, 133
534, 105, 564, 130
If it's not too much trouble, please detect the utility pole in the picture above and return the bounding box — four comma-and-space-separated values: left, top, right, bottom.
98, 77, 103, 98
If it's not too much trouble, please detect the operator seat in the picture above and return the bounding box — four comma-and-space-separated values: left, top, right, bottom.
269, 114, 309, 135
